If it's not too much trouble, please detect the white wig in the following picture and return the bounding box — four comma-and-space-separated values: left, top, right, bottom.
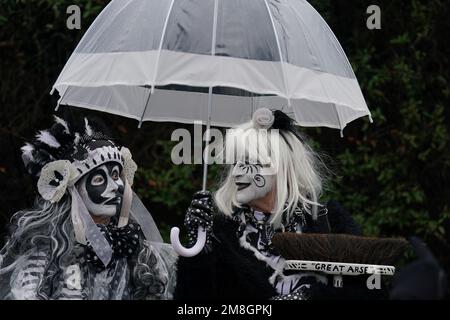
215, 112, 327, 229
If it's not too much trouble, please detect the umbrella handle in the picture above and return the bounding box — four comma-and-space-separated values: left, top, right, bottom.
170, 226, 206, 257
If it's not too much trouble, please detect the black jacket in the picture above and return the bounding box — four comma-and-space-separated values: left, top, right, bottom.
174, 201, 384, 300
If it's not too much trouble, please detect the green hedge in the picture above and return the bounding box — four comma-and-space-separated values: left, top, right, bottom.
0, 0, 448, 289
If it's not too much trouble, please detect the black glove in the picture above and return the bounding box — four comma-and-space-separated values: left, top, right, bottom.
184, 190, 214, 251
300, 275, 386, 300
390, 236, 448, 300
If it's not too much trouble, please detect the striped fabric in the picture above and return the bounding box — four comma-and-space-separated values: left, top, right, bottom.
10, 251, 47, 300
6, 244, 174, 300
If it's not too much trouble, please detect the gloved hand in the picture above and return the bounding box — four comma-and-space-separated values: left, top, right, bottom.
390, 236, 448, 300
184, 190, 214, 251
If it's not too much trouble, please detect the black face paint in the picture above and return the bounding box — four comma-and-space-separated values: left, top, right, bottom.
232, 160, 275, 205
86, 168, 108, 204
82, 163, 124, 217
253, 174, 266, 188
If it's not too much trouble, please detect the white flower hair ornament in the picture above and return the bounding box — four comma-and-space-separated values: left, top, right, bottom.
117, 147, 137, 228
252, 107, 275, 129
37, 160, 79, 203
120, 147, 137, 186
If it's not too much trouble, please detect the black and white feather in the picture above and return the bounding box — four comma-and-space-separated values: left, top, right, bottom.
21, 116, 122, 183
271, 109, 305, 144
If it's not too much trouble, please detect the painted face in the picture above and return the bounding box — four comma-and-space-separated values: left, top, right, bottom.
232, 160, 275, 205
77, 163, 124, 217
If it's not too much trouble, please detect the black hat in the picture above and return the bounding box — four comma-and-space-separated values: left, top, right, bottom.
21, 116, 124, 184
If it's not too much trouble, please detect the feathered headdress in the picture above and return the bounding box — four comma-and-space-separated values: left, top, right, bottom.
22, 116, 136, 189
21, 116, 138, 267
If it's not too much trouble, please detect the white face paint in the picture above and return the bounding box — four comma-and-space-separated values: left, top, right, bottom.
232, 160, 275, 205
77, 163, 124, 217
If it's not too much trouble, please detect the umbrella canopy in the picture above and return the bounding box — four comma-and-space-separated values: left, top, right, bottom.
52, 0, 371, 134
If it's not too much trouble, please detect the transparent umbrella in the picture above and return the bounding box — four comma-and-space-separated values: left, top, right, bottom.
52, 0, 372, 256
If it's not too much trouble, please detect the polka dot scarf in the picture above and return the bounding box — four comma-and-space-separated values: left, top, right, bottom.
84, 222, 141, 272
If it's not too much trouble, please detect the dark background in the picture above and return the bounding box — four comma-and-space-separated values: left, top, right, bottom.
0, 0, 449, 295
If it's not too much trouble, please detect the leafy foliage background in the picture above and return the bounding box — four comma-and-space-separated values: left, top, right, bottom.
0, 0, 449, 292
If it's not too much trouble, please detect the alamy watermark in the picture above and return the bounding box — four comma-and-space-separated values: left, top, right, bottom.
66, 5, 81, 30
367, 274, 382, 290
65, 4, 381, 31
367, 5, 381, 30
170, 122, 280, 174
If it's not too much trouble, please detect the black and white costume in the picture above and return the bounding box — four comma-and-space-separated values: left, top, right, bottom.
0, 117, 176, 300
175, 108, 386, 300
175, 200, 384, 300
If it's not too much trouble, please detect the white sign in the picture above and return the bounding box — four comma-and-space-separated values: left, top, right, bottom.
285, 260, 395, 276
